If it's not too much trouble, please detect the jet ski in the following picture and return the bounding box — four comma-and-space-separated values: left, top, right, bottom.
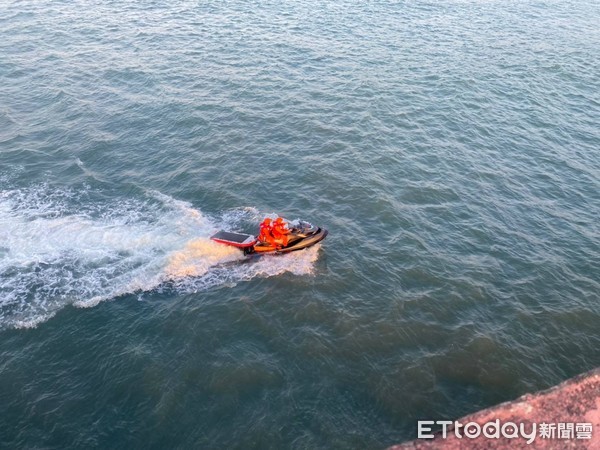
210, 218, 328, 255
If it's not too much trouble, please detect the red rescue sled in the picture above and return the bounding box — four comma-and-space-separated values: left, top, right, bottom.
209, 230, 257, 248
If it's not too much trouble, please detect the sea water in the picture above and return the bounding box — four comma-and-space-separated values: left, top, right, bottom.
0, 0, 598, 448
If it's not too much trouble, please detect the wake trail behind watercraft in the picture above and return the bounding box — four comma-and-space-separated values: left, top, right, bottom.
0, 185, 319, 330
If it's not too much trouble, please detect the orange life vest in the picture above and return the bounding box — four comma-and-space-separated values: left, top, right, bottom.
259, 218, 280, 245
271, 218, 289, 246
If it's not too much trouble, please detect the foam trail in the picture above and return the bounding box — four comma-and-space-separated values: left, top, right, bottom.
165, 238, 244, 278
0, 184, 321, 329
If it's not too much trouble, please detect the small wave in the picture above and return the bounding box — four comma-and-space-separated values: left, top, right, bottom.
0, 184, 322, 330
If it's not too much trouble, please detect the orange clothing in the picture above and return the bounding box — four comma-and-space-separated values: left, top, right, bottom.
271, 219, 289, 246
258, 218, 274, 244
258, 217, 289, 247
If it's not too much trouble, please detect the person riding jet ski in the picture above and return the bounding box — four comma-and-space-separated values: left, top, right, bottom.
258, 216, 289, 248
271, 217, 290, 247
258, 217, 273, 244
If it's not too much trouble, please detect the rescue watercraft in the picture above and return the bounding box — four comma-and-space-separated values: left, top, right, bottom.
210, 218, 328, 255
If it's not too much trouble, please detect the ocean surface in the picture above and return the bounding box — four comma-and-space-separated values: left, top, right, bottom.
1, 0, 599, 448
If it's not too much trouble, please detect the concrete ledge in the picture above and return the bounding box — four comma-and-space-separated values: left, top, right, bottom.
390, 368, 600, 449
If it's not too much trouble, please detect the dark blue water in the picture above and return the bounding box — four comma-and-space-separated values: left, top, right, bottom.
1, 0, 599, 448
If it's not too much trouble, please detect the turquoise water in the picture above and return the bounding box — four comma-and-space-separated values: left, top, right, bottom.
1, 0, 599, 447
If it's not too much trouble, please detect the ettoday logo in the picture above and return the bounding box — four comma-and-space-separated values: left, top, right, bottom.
417, 420, 593, 444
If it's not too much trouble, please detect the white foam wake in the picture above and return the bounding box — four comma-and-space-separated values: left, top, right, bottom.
0, 185, 320, 329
